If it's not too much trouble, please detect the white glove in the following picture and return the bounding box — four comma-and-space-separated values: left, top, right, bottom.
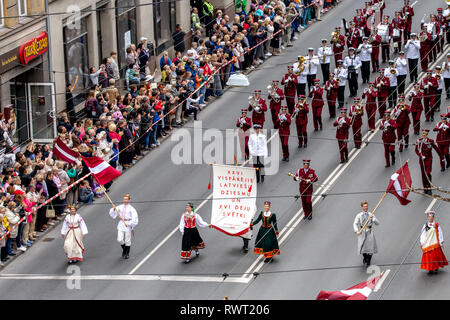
255, 107, 260, 112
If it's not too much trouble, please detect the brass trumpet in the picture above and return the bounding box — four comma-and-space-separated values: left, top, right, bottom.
296, 56, 306, 75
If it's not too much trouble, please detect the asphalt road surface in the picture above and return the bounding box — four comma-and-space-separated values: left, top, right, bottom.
1, 0, 449, 300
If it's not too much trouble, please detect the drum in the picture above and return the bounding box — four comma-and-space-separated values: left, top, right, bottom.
392, 28, 400, 38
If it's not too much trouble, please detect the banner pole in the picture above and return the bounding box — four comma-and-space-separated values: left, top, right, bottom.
358, 192, 387, 233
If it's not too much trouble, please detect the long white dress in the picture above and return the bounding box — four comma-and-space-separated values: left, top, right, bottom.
61, 214, 88, 261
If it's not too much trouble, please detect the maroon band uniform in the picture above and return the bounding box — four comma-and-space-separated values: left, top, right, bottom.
324, 75, 339, 118
415, 130, 442, 194
408, 85, 424, 135
362, 85, 378, 130
281, 68, 298, 115
332, 27, 346, 66
268, 81, 285, 125
275, 108, 292, 161
379, 113, 397, 167
293, 160, 318, 220
402, 1, 415, 42
349, 98, 364, 149
433, 115, 450, 170
376, 70, 390, 118
309, 80, 324, 131
248, 91, 268, 127
333, 109, 351, 163
294, 96, 309, 148
392, 98, 411, 152
420, 72, 438, 121
236, 109, 252, 160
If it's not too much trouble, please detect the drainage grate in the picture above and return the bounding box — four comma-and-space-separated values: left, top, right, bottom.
42, 237, 55, 242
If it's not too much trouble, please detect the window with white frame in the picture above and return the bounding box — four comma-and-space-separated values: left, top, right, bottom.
0, 0, 4, 27
18, 0, 27, 17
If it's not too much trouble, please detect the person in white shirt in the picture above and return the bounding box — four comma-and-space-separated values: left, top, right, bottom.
404, 33, 420, 83
306, 48, 320, 92
384, 60, 398, 109
442, 53, 450, 99
445, 4, 450, 44
344, 47, 361, 97
357, 37, 372, 84
109, 194, 139, 259
248, 124, 268, 183
318, 39, 333, 84
334, 60, 348, 107
293, 55, 308, 96
396, 51, 408, 94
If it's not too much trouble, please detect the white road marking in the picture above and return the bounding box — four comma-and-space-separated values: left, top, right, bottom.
373, 269, 390, 292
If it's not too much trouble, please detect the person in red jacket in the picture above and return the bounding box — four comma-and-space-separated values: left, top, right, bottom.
436, 8, 446, 53
324, 72, 339, 118
392, 95, 411, 152
376, 69, 390, 119
408, 82, 424, 135
419, 24, 432, 72
362, 83, 378, 131
275, 106, 292, 161
433, 114, 450, 171
349, 97, 364, 149
268, 80, 285, 125
379, 15, 393, 63
292, 159, 318, 220
380, 111, 397, 168
421, 70, 438, 122
391, 11, 405, 53
237, 109, 252, 160
333, 108, 351, 163
402, 0, 415, 43
331, 26, 346, 66
308, 79, 324, 131
294, 95, 309, 148
372, 0, 386, 21
415, 129, 442, 194
281, 66, 298, 115
369, 31, 382, 72
248, 90, 268, 127
346, 21, 361, 50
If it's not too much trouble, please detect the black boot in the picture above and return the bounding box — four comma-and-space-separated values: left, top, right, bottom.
366, 254, 372, 266
261, 175, 264, 183
243, 239, 249, 253
121, 244, 126, 258
124, 246, 130, 259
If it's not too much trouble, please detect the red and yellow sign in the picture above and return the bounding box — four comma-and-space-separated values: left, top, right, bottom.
19, 31, 48, 65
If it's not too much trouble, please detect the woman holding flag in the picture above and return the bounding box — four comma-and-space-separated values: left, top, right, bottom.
420, 211, 448, 274
252, 201, 280, 263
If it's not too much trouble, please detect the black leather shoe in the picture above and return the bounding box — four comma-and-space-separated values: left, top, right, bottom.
385, 164, 390, 168
303, 143, 307, 148
307, 215, 312, 220
261, 175, 264, 183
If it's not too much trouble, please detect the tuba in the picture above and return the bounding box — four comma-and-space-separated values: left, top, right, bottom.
248, 95, 259, 108
267, 85, 280, 102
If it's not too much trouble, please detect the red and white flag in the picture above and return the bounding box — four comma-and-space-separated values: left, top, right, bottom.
53, 137, 79, 164
386, 162, 412, 206
316, 274, 382, 300
81, 156, 121, 186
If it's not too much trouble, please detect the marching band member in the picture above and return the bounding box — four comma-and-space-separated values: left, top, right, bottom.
396, 51, 408, 94
436, 8, 446, 53
379, 111, 397, 168
346, 21, 361, 50
236, 109, 252, 160
357, 37, 372, 84
392, 95, 411, 152
306, 48, 320, 93
420, 211, 448, 274
335, 60, 348, 107
415, 129, 442, 194
404, 33, 420, 83
324, 72, 339, 118
61, 205, 88, 264
293, 55, 308, 96
248, 90, 268, 127
443, 53, 450, 99
179, 202, 210, 263
281, 66, 298, 115
408, 82, 424, 135
293, 159, 318, 221
353, 9, 366, 44
420, 70, 438, 122
433, 114, 450, 171
248, 123, 268, 183
379, 15, 392, 63
418, 24, 433, 72
275, 106, 292, 162
294, 95, 309, 148
370, 29, 382, 73
268, 80, 285, 125
421, 14, 440, 63
252, 201, 280, 263
391, 11, 405, 53
372, 0, 385, 22
344, 47, 361, 98
402, 0, 415, 43
353, 200, 379, 267
432, 66, 444, 117
318, 39, 333, 83
385, 60, 398, 109
308, 79, 325, 131
349, 97, 364, 149
333, 108, 351, 163
444, 3, 450, 44
331, 26, 346, 66
376, 68, 390, 118
362, 82, 378, 131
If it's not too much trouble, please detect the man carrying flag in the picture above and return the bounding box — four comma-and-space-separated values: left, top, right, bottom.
353, 200, 380, 267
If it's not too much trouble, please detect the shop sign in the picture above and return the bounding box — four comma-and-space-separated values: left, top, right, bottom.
19, 31, 49, 65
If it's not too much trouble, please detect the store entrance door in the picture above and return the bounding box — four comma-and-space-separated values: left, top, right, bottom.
27, 83, 57, 143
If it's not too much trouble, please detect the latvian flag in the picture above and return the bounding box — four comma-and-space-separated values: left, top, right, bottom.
386, 162, 412, 205
81, 156, 121, 186
54, 137, 79, 164
316, 274, 382, 300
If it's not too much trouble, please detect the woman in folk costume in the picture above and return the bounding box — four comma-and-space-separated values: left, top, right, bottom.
61, 206, 88, 264
179, 202, 210, 263
420, 210, 448, 274
353, 200, 379, 267
252, 201, 280, 263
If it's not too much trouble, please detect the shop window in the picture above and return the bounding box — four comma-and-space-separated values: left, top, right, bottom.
116, 0, 137, 71
18, 0, 27, 17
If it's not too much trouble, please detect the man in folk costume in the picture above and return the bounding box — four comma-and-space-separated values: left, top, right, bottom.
293, 159, 318, 220
418, 24, 432, 72
420, 211, 448, 274
376, 68, 390, 119
335, 60, 348, 108
109, 194, 138, 259
331, 26, 346, 66
380, 111, 397, 168
333, 108, 351, 163
248, 123, 268, 183
61, 206, 88, 264
369, 29, 382, 73
405, 33, 420, 83
392, 95, 411, 152
275, 106, 292, 162
379, 15, 393, 63
294, 95, 309, 148
433, 114, 450, 171
362, 82, 378, 131
353, 200, 379, 267
324, 72, 339, 118
318, 39, 333, 84
408, 82, 424, 135
436, 8, 446, 53
236, 109, 252, 160
391, 11, 405, 53
415, 129, 442, 195
420, 70, 438, 122
293, 56, 308, 97
349, 97, 364, 149
309, 79, 325, 131
252, 201, 280, 263
402, 0, 414, 43
179, 202, 210, 263
248, 90, 268, 127
281, 66, 298, 115
268, 80, 285, 125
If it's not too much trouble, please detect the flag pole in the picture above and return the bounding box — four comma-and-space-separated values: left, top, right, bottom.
358, 192, 387, 233
101, 185, 129, 228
